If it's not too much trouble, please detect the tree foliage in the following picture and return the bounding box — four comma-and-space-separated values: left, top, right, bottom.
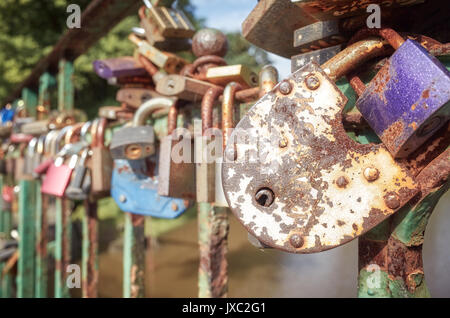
0, 0, 270, 117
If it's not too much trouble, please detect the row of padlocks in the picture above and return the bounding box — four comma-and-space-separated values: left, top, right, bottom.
0, 0, 448, 298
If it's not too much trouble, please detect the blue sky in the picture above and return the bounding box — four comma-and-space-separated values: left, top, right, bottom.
190, 0, 291, 78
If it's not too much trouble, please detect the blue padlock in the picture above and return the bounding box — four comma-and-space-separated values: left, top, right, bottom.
111, 158, 189, 218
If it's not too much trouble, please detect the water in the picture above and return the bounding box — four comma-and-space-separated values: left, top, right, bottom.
97, 192, 450, 298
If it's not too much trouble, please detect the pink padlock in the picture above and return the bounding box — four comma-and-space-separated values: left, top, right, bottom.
41, 154, 77, 197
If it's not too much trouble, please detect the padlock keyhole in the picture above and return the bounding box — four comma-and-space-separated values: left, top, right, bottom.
255, 188, 275, 207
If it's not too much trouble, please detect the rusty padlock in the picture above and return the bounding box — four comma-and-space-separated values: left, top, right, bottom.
158, 101, 196, 200
116, 87, 162, 108
222, 38, 421, 253
129, 33, 189, 74
156, 74, 219, 103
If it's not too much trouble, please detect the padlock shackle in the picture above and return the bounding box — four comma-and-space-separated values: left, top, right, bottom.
65, 122, 84, 144
27, 137, 38, 153
138, 6, 147, 20
201, 86, 223, 135
321, 37, 392, 82
133, 97, 175, 127
80, 121, 92, 141
95, 118, 108, 148
37, 135, 46, 155
222, 82, 243, 151
167, 103, 178, 135
53, 125, 72, 155
349, 28, 405, 50
186, 55, 227, 80
259, 65, 278, 97
44, 130, 58, 155
345, 33, 449, 98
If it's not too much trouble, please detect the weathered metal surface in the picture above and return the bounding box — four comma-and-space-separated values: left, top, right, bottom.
359, 143, 449, 297
4, 0, 143, 104
17, 180, 37, 297
222, 62, 419, 253
356, 39, 450, 158
123, 213, 145, 298
242, 0, 317, 58
292, 0, 425, 21
192, 28, 228, 58
197, 203, 229, 298
82, 200, 99, 298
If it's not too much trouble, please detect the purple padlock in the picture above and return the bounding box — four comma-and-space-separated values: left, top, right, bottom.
93, 56, 147, 79
356, 39, 450, 158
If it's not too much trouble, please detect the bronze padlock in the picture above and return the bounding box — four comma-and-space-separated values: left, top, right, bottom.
205, 65, 258, 88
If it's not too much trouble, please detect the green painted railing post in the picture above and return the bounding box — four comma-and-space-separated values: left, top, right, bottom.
0, 176, 13, 298
17, 179, 38, 298
21, 88, 38, 117
54, 59, 74, 298
34, 73, 55, 298
38, 72, 56, 111
82, 200, 99, 298
16, 87, 38, 298
123, 213, 145, 298
58, 59, 74, 112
